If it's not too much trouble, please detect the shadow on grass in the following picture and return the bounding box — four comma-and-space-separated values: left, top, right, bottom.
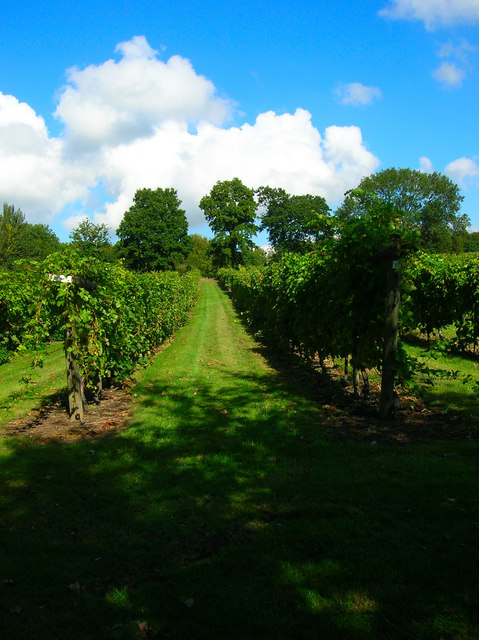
1, 360, 479, 640
403, 332, 479, 363
420, 387, 479, 425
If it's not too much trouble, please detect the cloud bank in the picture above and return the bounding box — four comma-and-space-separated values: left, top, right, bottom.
0, 36, 383, 236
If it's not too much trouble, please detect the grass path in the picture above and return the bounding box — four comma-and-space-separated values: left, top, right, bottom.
1, 281, 479, 640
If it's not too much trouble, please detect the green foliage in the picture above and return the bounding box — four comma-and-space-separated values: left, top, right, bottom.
69, 219, 115, 261
243, 245, 268, 267
0, 203, 61, 270
3, 250, 200, 391
0, 345, 10, 365
117, 187, 191, 271
219, 229, 479, 394
22, 223, 61, 261
337, 168, 468, 250
182, 234, 215, 276
70, 219, 110, 247
0, 203, 26, 269
256, 186, 331, 254
218, 211, 406, 371
0, 262, 43, 351
199, 178, 258, 268
459, 230, 479, 253
405, 252, 479, 349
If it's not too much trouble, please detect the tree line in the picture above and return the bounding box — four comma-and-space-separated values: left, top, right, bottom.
2, 167, 478, 275
199, 168, 478, 268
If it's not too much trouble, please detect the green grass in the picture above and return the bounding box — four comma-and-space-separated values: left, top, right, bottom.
403, 337, 479, 425
1, 282, 478, 639
0, 343, 66, 427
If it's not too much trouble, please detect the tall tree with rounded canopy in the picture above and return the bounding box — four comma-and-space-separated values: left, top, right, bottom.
70, 219, 111, 249
256, 186, 331, 254
0, 203, 26, 269
117, 188, 191, 271
70, 219, 114, 261
199, 178, 258, 268
336, 168, 468, 249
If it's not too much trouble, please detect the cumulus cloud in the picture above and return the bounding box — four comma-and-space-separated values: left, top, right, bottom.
55, 35, 232, 150
93, 109, 380, 231
419, 156, 433, 172
0, 37, 381, 236
432, 61, 466, 86
0, 92, 91, 221
445, 156, 479, 185
432, 39, 475, 87
333, 83, 383, 106
379, 0, 479, 29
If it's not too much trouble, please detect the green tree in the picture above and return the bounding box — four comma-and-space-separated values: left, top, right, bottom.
463, 231, 479, 253
117, 188, 191, 271
23, 223, 61, 261
256, 186, 331, 254
243, 245, 268, 267
427, 224, 454, 253
182, 234, 214, 276
0, 204, 61, 269
70, 219, 110, 248
336, 168, 468, 249
199, 178, 258, 268
70, 219, 115, 261
0, 203, 26, 269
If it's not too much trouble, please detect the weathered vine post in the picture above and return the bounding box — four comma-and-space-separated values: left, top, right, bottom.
65, 325, 84, 421
379, 234, 401, 419
51, 274, 97, 422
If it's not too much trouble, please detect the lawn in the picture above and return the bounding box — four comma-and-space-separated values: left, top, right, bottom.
403, 332, 479, 426
0, 343, 65, 427
0, 282, 478, 639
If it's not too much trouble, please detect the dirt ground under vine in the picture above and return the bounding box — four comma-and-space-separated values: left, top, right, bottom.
1, 355, 473, 446
2, 387, 132, 443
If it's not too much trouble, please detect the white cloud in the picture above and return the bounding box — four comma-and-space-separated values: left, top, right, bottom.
55, 35, 232, 150
432, 61, 466, 86
333, 83, 383, 106
379, 0, 479, 29
94, 109, 380, 231
445, 156, 479, 184
115, 34, 158, 59
419, 156, 433, 172
432, 39, 475, 87
63, 214, 89, 233
0, 37, 381, 236
0, 92, 90, 221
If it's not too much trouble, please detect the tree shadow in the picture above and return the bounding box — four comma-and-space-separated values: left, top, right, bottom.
1, 360, 478, 639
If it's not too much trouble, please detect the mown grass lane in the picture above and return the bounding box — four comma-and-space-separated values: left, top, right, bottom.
1, 280, 478, 639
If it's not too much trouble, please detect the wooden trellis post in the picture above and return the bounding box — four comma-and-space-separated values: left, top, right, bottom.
377, 235, 401, 419
65, 326, 84, 421
50, 274, 97, 422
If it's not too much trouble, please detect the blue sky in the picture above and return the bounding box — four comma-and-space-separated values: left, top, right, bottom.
1, 0, 478, 243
